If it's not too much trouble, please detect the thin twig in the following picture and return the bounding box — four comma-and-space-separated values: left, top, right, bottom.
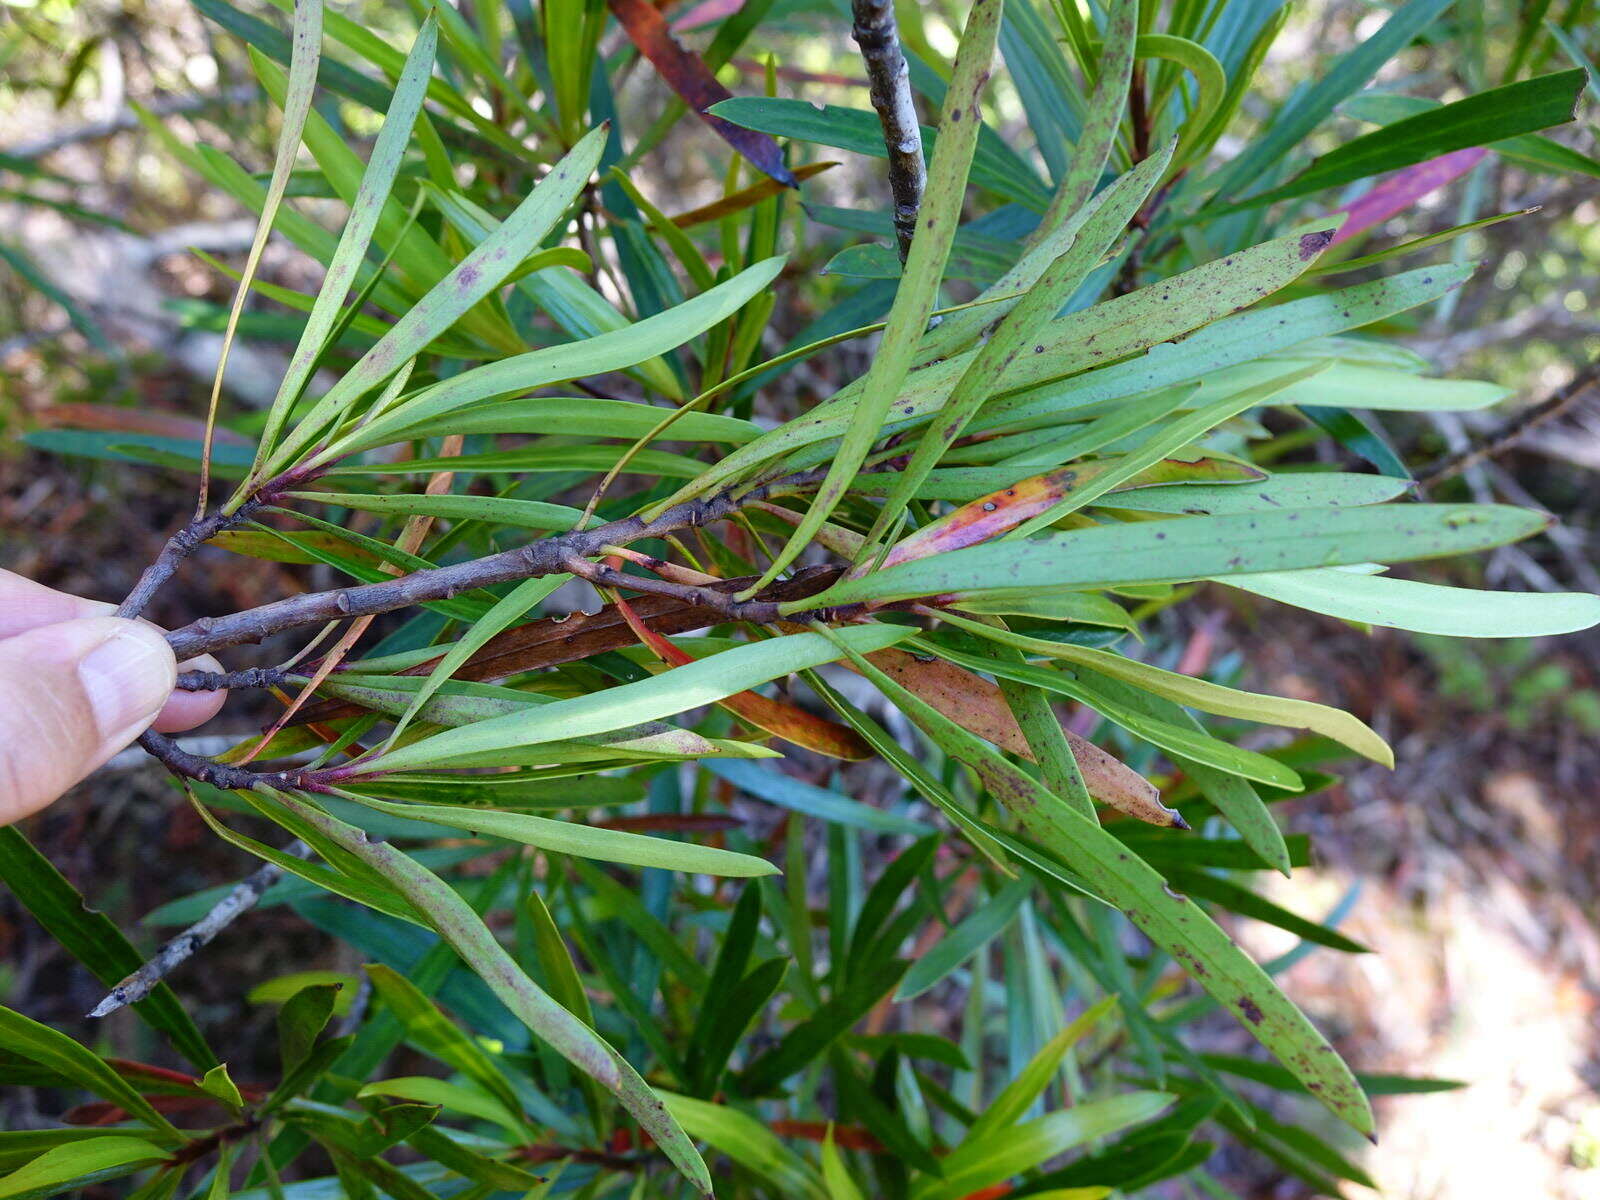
851, 0, 924, 262
176, 667, 292, 692
115, 500, 261, 621
135, 730, 334, 792
162, 470, 825, 661
1417, 357, 1600, 487
87, 841, 311, 1019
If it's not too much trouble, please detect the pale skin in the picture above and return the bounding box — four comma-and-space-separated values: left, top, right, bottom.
0, 569, 229, 824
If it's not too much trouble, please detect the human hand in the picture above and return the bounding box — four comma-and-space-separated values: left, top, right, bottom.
0, 569, 229, 824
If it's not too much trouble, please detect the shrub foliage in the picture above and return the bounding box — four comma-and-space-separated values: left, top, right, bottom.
4, 0, 1598, 1196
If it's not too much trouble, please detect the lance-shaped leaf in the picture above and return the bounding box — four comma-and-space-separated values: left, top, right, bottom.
609, 0, 793, 185
823, 636, 1375, 1134
292, 492, 582, 532
926, 1092, 1173, 1200
0, 830, 215, 1069
742, 0, 1004, 595
661, 1094, 827, 1200
1200, 0, 1453, 203
358, 396, 762, 445
864, 136, 1180, 546
858, 456, 1263, 504
0, 1136, 171, 1200
200, 0, 321, 506
1043, 0, 1139, 228
923, 639, 1302, 790
916, 122, 1168, 365
325, 256, 785, 460
268, 790, 714, 1193
334, 790, 776, 877
255, 126, 611, 482
0, 1009, 183, 1139
1106, 472, 1407, 516
367, 625, 912, 772
612, 594, 872, 759
1223, 70, 1585, 212
245, 13, 437, 483
667, 226, 1338, 507
936, 610, 1393, 765
968, 262, 1472, 437
1002, 364, 1330, 539
794, 504, 1551, 610
1221, 568, 1600, 637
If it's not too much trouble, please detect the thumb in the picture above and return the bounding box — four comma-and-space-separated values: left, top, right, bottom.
0, 617, 176, 824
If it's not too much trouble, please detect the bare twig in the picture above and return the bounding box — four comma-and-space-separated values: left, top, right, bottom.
135, 730, 334, 792
1418, 357, 1600, 487
115, 500, 262, 621
161, 471, 827, 661
851, 0, 924, 261
87, 841, 311, 1019
176, 667, 292, 692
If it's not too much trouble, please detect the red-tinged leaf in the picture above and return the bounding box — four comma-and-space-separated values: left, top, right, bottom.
671, 0, 744, 33
670, 161, 837, 228
34, 403, 252, 445
594, 813, 743, 834
879, 458, 1267, 570
1330, 146, 1490, 245
770, 1120, 887, 1153
61, 1094, 230, 1126
609, 0, 796, 185
611, 587, 874, 760
855, 648, 1182, 827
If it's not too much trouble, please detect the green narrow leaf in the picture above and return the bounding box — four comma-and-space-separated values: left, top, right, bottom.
1043, 0, 1138, 225
326, 256, 785, 460
1221, 568, 1600, 636
369, 625, 911, 772
364, 964, 529, 1130
741, 0, 1005, 594
200, 0, 322, 506
1201, 0, 1453, 202
0, 1137, 169, 1200
796, 504, 1550, 610
1225, 69, 1586, 211
896, 877, 1030, 1000
268, 790, 714, 1195
0, 829, 215, 1068
256, 126, 611, 484
936, 611, 1392, 765
659, 1094, 827, 1200
0, 1009, 182, 1139
246, 13, 438, 481
825, 633, 1374, 1133
336, 791, 777, 877
865, 135, 1179, 547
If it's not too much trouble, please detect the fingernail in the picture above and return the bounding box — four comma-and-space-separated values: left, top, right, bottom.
78, 625, 175, 743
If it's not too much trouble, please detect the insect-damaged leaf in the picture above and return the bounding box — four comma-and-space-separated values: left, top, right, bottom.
797, 504, 1551, 610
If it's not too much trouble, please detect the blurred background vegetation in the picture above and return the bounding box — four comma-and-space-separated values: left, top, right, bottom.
1, 0, 1598, 1195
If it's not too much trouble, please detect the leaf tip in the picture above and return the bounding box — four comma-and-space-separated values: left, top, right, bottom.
1298, 229, 1337, 261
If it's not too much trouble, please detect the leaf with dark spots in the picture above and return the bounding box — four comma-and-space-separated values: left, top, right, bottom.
609, 0, 795, 186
